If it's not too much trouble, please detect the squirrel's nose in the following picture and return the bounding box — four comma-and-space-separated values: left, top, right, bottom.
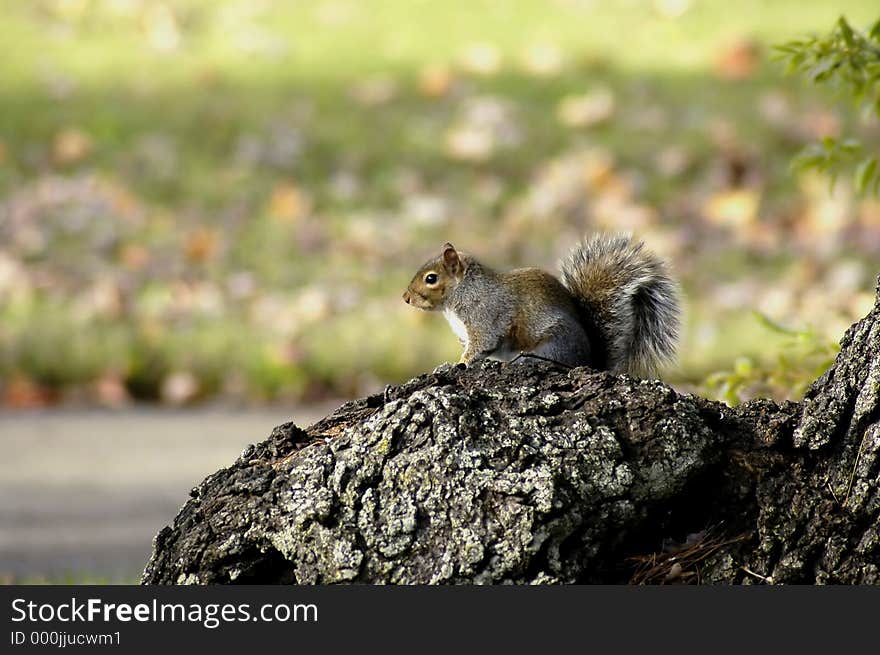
402, 291, 411, 304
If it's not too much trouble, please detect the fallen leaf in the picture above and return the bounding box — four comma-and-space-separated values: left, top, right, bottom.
654, 145, 692, 178
93, 371, 131, 408
120, 243, 150, 270
653, 0, 691, 19
714, 38, 761, 80
351, 75, 397, 106
799, 109, 841, 140
444, 125, 494, 161
184, 227, 220, 263
403, 193, 449, 226
226, 271, 256, 299
557, 89, 615, 127
55, 0, 89, 19
758, 91, 792, 126
858, 199, 880, 228
704, 189, 760, 228
2, 376, 56, 408
52, 128, 93, 166
418, 64, 454, 97
316, 1, 357, 27
161, 371, 199, 405
143, 3, 181, 53
521, 44, 564, 76
269, 182, 310, 223
459, 42, 501, 75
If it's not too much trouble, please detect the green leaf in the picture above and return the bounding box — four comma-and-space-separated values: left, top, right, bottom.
808, 58, 836, 81
838, 17, 856, 46
855, 157, 877, 193
791, 143, 829, 171
734, 357, 754, 376
753, 311, 802, 336
784, 59, 801, 75
772, 43, 801, 55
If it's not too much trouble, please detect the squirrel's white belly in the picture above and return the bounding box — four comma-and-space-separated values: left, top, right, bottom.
443, 309, 469, 346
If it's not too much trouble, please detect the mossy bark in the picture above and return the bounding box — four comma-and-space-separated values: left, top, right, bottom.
142, 281, 880, 585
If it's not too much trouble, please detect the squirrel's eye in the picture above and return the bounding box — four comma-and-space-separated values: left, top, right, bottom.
424, 273, 438, 285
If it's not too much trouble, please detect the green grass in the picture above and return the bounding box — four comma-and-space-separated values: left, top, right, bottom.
0, 1, 877, 404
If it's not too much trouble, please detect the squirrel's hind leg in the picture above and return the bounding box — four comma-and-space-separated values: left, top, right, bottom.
523, 321, 592, 369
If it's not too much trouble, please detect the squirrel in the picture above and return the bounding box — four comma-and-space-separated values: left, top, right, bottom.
402, 234, 680, 377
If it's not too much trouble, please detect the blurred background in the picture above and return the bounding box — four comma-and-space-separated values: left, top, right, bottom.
1, 0, 878, 582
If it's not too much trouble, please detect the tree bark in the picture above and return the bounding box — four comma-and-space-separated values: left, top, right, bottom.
142, 281, 880, 585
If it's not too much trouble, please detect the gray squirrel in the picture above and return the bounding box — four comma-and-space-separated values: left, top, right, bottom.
402, 234, 681, 377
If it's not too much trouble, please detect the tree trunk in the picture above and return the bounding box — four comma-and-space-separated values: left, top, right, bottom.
142, 281, 880, 585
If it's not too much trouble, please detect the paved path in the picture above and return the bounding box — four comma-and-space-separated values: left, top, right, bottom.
0, 404, 340, 582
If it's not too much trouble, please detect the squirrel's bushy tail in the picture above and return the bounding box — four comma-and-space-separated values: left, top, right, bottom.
559, 234, 680, 377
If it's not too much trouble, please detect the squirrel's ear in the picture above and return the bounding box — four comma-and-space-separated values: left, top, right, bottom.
442, 243, 462, 274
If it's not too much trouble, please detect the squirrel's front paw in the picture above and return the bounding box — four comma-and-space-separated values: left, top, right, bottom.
432, 362, 459, 375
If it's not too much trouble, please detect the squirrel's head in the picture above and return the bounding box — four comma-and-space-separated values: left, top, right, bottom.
402, 242, 466, 310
